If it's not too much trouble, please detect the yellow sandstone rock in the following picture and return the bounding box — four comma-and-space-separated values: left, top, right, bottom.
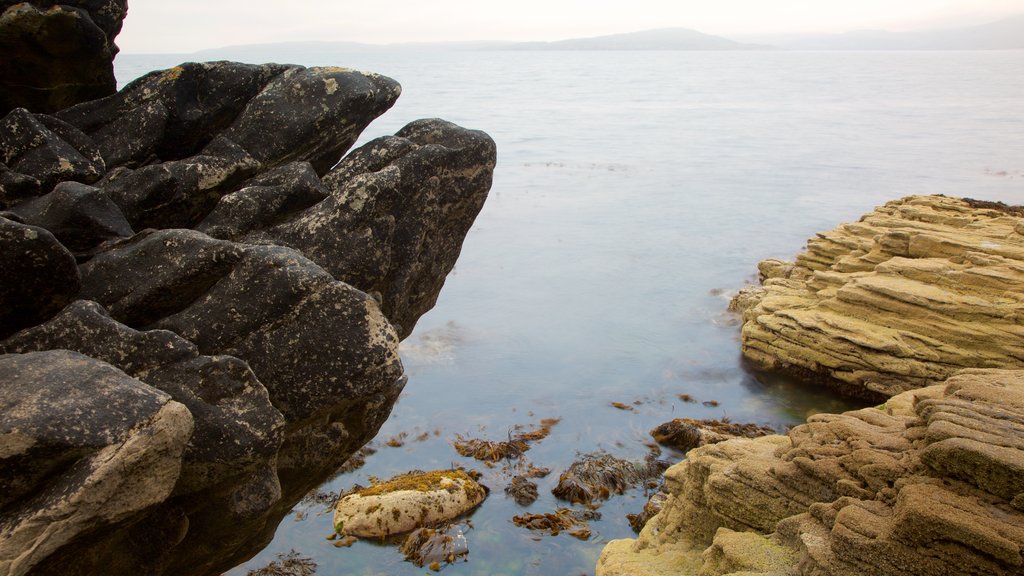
597, 369, 1024, 576
731, 195, 1024, 400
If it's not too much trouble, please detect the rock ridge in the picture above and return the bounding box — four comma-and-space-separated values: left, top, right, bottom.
731, 195, 1024, 401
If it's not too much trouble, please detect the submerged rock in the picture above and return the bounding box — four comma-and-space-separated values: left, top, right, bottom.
732, 195, 1024, 401
399, 522, 470, 568
597, 368, 1024, 576
333, 470, 487, 538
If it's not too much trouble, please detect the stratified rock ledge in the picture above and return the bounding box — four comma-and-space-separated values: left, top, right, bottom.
597, 368, 1024, 576
731, 195, 1024, 401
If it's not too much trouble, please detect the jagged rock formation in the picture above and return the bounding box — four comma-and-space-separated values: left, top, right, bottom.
0, 1, 127, 115
597, 368, 1024, 576
0, 43, 495, 576
731, 195, 1024, 401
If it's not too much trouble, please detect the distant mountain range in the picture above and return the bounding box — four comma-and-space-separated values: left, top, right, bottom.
180, 15, 1024, 58
509, 28, 763, 51
743, 14, 1024, 50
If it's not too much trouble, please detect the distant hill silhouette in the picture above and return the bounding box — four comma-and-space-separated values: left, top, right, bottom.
746, 15, 1024, 50
508, 28, 763, 50
135, 15, 1024, 58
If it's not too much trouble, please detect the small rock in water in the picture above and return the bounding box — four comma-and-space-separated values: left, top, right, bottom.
627, 490, 668, 533
650, 418, 776, 452
333, 469, 486, 537
399, 522, 470, 568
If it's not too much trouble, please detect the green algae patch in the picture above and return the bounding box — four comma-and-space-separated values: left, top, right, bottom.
358, 469, 483, 499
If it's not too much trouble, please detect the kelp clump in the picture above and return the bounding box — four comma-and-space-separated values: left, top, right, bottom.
552, 452, 667, 505
246, 551, 317, 576
512, 508, 600, 540
504, 475, 540, 506
452, 418, 560, 462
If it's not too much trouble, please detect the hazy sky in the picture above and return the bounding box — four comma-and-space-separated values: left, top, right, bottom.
117, 0, 1024, 53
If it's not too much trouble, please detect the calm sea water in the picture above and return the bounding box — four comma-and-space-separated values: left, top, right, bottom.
118, 49, 1024, 575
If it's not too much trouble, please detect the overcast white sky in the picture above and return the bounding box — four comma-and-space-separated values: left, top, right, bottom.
117, 0, 1024, 53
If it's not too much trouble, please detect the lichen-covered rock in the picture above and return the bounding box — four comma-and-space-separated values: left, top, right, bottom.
0, 350, 193, 576
57, 62, 288, 166
77, 228, 404, 423
0, 300, 285, 494
334, 470, 487, 537
0, 108, 104, 204
0, 35, 492, 574
219, 118, 497, 338
6, 181, 132, 253
732, 195, 1024, 401
597, 369, 1024, 576
195, 161, 327, 239
0, 1, 127, 116
0, 216, 80, 338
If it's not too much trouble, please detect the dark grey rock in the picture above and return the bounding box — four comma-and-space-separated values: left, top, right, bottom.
0, 349, 175, 508
0, 1, 126, 115
1, 300, 286, 494
57, 62, 289, 165
217, 66, 401, 174
242, 118, 497, 338
196, 161, 327, 239
0, 216, 80, 339
77, 228, 245, 327
7, 181, 132, 253
79, 228, 405, 423
96, 136, 261, 229
0, 349, 192, 576
0, 108, 105, 204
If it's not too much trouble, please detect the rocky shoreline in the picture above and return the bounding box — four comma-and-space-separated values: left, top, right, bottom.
0, 2, 495, 575
598, 196, 1024, 576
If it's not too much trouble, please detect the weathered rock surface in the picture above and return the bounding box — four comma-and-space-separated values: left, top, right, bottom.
731, 195, 1024, 401
0, 350, 193, 576
6, 181, 133, 253
0, 44, 494, 576
0, 1, 127, 115
207, 118, 497, 338
0, 216, 80, 338
597, 368, 1024, 576
334, 470, 487, 537
1, 300, 286, 494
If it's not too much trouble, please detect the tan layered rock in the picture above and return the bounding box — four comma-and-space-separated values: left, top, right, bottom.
597, 369, 1024, 576
730, 195, 1024, 400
